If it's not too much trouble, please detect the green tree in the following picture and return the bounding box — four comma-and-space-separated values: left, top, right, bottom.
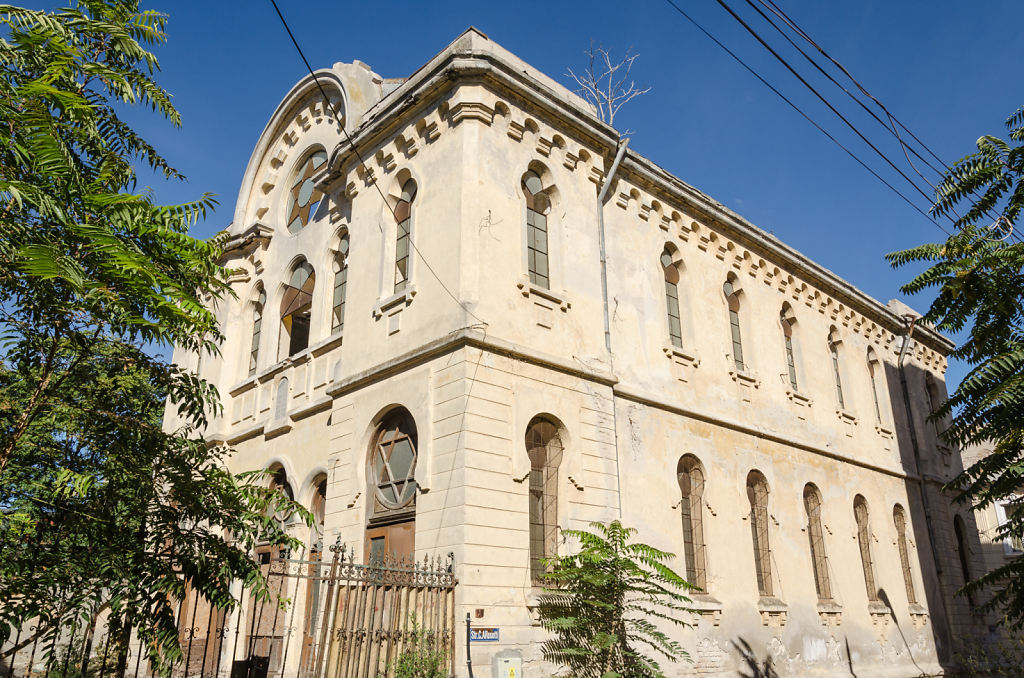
0, 1, 306, 669
537, 520, 695, 678
887, 105, 1024, 624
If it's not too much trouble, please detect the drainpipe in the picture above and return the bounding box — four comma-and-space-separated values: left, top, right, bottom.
596, 138, 629, 519
897, 315, 954, 653
596, 138, 629, 355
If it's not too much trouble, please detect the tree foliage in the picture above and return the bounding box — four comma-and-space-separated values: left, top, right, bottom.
886, 105, 1024, 624
537, 520, 694, 678
0, 1, 306, 668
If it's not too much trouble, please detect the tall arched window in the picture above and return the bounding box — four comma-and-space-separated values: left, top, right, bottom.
724, 278, 745, 372
829, 329, 845, 409
301, 477, 328, 675
746, 471, 772, 596
893, 504, 917, 604
803, 484, 831, 601
677, 455, 707, 590
662, 247, 683, 349
281, 261, 315, 357
526, 416, 563, 582
331, 233, 349, 335
394, 179, 416, 293
780, 305, 798, 390
249, 285, 266, 376
522, 170, 551, 289
854, 495, 878, 601
370, 410, 418, 521
867, 347, 883, 423
953, 515, 975, 608
286, 149, 328, 234
925, 374, 946, 445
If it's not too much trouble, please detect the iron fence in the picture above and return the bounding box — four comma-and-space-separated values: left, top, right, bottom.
1, 542, 457, 678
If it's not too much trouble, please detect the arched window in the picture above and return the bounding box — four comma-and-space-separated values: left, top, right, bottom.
893, 504, 916, 604
249, 285, 266, 376
286, 149, 328, 234
526, 416, 563, 582
281, 261, 315, 357
953, 515, 975, 608
370, 410, 418, 520
522, 170, 551, 290
394, 179, 416, 293
677, 455, 707, 590
781, 305, 798, 390
746, 471, 772, 596
310, 477, 327, 545
662, 247, 683, 349
829, 329, 845, 409
331, 233, 349, 335
854, 495, 878, 601
269, 465, 295, 527
724, 277, 745, 372
803, 484, 831, 601
867, 347, 883, 422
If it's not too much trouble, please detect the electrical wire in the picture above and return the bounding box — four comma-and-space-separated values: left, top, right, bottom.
661, 0, 950, 235
267, 0, 487, 326
712, 0, 948, 219
754, 0, 1020, 243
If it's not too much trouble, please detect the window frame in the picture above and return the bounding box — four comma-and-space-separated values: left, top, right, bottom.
803, 484, 832, 602
854, 495, 879, 602
526, 416, 563, 584
677, 455, 707, 591
746, 471, 772, 597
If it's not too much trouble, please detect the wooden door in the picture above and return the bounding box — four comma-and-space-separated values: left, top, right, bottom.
364, 520, 415, 564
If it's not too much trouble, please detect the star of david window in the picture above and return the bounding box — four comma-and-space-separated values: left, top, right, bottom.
286, 149, 328, 234
371, 411, 418, 515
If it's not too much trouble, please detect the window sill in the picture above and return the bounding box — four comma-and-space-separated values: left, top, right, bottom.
264, 418, 292, 439
690, 593, 722, 626
867, 600, 892, 616
757, 596, 787, 628
255, 352, 311, 384
373, 285, 417, 319
310, 332, 345, 357
817, 600, 842, 627
785, 389, 812, 406
229, 375, 259, 398
663, 345, 700, 367
289, 395, 332, 422
875, 422, 894, 438
516, 277, 570, 312
729, 368, 760, 389
836, 408, 858, 425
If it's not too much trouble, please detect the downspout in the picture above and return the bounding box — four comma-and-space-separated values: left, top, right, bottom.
596, 138, 629, 519
897, 315, 954, 652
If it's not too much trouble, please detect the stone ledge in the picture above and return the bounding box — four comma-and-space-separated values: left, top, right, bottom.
516, 276, 570, 312
372, 285, 417, 319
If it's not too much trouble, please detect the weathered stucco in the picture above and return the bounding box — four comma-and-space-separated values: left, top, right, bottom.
166, 27, 996, 677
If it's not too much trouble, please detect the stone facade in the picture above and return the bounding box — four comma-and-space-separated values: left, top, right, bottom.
167, 28, 993, 676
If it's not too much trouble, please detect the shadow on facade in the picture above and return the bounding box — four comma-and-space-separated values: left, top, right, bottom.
884, 358, 991, 672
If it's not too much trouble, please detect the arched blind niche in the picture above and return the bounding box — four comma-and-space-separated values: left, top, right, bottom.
526, 416, 563, 583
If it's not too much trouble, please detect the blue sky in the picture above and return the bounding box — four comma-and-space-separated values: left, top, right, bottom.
117, 0, 1024, 390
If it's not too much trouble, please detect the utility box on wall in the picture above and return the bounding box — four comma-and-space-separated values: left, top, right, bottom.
492, 653, 523, 678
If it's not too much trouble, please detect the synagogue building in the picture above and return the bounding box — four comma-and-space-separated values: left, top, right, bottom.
167, 28, 992, 677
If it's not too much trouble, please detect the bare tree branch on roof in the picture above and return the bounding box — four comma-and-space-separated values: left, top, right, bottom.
566, 42, 651, 132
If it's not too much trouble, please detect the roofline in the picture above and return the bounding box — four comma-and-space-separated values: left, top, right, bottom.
324, 29, 954, 356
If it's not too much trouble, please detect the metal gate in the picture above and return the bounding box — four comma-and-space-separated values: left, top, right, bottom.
0, 542, 457, 678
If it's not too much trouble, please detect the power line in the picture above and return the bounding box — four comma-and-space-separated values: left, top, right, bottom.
753, 0, 1020, 243
267, 0, 487, 327
712, 0, 948, 220
661, 0, 950, 235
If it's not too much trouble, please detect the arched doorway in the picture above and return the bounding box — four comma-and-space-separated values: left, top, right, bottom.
365, 409, 418, 563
